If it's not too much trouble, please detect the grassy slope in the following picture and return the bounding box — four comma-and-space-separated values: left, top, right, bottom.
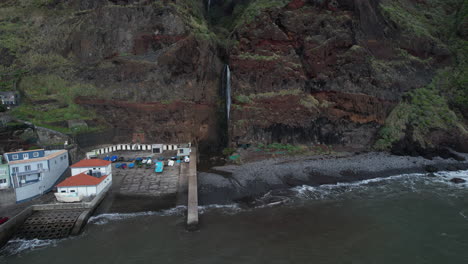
0, 0, 103, 133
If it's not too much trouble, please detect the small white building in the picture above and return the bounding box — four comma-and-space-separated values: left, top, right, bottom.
152, 144, 164, 154
55, 159, 112, 202
177, 146, 191, 157
70, 159, 112, 177
55, 172, 112, 198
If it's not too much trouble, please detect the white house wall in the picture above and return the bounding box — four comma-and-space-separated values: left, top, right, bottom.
15, 152, 68, 202
9, 160, 49, 183
58, 186, 97, 196
97, 174, 112, 194
71, 165, 110, 177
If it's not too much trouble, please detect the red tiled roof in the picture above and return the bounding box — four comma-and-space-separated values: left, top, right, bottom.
56, 173, 108, 187
70, 159, 111, 168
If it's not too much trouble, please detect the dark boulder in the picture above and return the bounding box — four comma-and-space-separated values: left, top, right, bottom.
450, 178, 466, 184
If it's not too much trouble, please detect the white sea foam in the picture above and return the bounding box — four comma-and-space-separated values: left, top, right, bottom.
433, 170, 468, 188
198, 203, 241, 215
88, 206, 187, 225
460, 211, 468, 220
292, 170, 468, 200
0, 238, 62, 256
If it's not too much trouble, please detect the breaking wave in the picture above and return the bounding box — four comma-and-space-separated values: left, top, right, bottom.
293, 170, 467, 200
88, 206, 187, 225
87, 204, 242, 225
198, 204, 242, 215
0, 238, 65, 257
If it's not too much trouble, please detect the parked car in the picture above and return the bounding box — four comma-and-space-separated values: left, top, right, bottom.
0, 217, 9, 225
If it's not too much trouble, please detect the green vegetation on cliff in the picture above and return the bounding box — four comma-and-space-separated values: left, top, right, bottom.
375, 0, 468, 150
231, 0, 289, 28
207, 0, 289, 31
374, 79, 460, 150
11, 74, 102, 134
0, 1, 103, 133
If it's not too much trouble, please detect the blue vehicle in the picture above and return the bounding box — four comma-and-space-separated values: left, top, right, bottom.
128, 163, 135, 169
155, 161, 164, 173
115, 163, 121, 169
111, 155, 118, 162
103, 156, 110, 161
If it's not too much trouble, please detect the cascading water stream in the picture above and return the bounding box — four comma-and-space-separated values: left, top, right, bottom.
207, 0, 211, 12
225, 65, 231, 121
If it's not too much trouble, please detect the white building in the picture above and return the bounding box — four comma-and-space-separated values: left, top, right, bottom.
69, 159, 112, 177
177, 144, 191, 157
152, 144, 164, 154
55, 159, 112, 201
6, 149, 69, 202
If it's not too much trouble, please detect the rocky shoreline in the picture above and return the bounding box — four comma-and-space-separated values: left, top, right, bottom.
198, 152, 468, 205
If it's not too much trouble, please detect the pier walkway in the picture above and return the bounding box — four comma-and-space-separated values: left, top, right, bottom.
180, 147, 198, 229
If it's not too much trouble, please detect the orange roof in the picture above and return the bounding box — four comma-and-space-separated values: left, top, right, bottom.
57, 173, 108, 187
70, 159, 111, 168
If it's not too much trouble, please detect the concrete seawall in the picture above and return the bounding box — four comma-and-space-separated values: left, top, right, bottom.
186, 148, 198, 230
0, 186, 109, 248
0, 207, 34, 247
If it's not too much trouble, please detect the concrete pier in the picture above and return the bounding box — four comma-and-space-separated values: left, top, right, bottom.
185, 148, 198, 230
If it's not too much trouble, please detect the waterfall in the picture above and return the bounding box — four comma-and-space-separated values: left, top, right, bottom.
207, 0, 211, 12
225, 65, 231, 121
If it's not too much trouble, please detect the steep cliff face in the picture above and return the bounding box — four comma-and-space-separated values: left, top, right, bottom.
226, 0, 467, 153
0, 0, 224, 151
0, 0, 466, 154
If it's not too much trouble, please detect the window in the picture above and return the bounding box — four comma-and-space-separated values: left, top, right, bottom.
12, 167, 19, 173
12, 154, 18, 160
70, 190, 76, 193
61, 190, 66, 193
33, 152, 39, 158
37, 163, 43, 170
23, 153, 29, 159
0, 179, 6, 184
25, 165, 31, 171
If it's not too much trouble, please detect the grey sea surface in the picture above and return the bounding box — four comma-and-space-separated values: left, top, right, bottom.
1, 170, 467, 264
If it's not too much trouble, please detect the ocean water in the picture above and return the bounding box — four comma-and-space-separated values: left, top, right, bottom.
1, 171, 467, 264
